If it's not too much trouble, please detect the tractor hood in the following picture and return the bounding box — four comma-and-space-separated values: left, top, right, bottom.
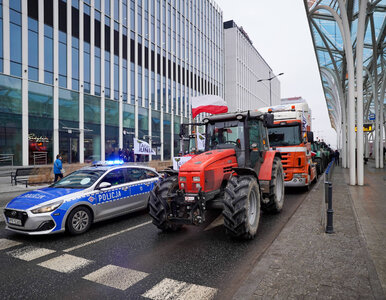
179, 149, 236, 172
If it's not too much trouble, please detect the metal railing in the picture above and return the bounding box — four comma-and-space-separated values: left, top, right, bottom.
0, 154, 14, 167
33, 152, 48, 165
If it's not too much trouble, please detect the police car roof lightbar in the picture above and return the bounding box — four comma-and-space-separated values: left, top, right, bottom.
92, 160, 125, 166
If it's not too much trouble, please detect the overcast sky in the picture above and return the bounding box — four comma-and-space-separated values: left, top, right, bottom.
215, 0, 338, 148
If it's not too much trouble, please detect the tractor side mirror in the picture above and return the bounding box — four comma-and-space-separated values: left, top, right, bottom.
307, 131, 314, 143
263, 113, 274, 127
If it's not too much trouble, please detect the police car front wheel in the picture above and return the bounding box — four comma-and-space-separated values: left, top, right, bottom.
66, 206, 92, 235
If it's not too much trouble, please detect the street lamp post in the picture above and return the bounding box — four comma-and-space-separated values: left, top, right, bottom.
257, 72, 284, 106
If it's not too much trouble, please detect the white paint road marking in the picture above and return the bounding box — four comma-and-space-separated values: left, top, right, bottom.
0, 208, 4, 222
38, 254, 93, 273
7, 246, 55, 261
63, 221, 152, 253
0, 238, 22, 251
142, 278, 218, 300
83, 264, 149, 291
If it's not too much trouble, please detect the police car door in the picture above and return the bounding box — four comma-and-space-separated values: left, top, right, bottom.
94, 168, 131, 221
126, 168, 159, 209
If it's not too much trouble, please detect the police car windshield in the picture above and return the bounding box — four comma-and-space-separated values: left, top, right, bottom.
50, 170, 106, 189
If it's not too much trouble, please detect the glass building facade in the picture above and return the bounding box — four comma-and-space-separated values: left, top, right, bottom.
0, 0, 224, 165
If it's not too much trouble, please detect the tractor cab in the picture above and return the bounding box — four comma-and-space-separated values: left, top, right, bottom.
203, 111, 273, 169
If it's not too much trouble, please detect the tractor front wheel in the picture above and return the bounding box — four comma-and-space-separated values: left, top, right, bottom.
148, 176, 182, 232
262, 157, 285, 214
223, 175, 261, 240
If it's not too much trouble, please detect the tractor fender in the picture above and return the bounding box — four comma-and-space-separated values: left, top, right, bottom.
232, 167, 258, 180
258, 150, 281, 181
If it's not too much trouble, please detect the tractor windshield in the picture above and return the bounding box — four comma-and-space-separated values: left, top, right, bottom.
268, 124, 302, 147
207, 120, 245, 150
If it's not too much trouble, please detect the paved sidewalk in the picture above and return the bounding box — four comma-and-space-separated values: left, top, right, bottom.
234, 161, 385, 299
0, 176, 48, 194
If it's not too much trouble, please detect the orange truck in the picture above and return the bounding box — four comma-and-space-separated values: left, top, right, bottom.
259, 101, 317, 190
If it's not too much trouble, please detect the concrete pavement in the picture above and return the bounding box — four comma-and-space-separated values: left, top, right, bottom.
234, 160, 385, 299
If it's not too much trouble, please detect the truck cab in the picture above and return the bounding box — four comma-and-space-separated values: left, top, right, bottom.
259, 102, 317, 189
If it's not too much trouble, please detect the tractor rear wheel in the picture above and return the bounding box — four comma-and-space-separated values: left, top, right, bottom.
223, 175, 260, 240
149, 176, 182, 232
262, 157, 285, 214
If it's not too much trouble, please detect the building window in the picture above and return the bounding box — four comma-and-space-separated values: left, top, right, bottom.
0, 75, 22, 165
58, 31, 67, 87
28, 81, 53, 164
105, 51, 111, 98
95, 47, 101, 95
28, 17, 39, 81
10, 5, 22, 77
72, 37, 79, 90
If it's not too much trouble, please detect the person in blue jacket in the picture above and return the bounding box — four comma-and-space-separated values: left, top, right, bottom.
53, 154, 63, 182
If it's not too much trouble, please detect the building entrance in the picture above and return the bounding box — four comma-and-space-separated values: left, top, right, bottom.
59, 130, 79, 164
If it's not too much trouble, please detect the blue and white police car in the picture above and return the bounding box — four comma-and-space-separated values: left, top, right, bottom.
3, 162, 160, 235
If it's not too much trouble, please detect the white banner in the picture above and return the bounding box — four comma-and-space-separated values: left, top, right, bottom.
302, 108, 307, 132
197, 132, 205, 151
134, 138, 156, 155
173, 156, 192, 170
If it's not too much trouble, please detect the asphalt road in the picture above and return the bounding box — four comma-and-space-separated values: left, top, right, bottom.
0, 186, 312, 299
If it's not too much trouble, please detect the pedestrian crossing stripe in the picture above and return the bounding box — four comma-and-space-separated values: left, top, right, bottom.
0, 238, 22, 251
37, 254, 93, 273
7, 246, 55, 261
83, 264, 149, 291
142, 278, 218, 300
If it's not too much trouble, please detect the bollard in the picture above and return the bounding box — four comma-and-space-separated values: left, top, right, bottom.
326, 182, 334, 234
324, 181, 329, 204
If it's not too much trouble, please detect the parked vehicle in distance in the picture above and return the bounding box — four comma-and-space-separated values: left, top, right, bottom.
259, 100, 317, 190
3, 162, 160, 235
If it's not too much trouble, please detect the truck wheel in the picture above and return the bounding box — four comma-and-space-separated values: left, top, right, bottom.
223, 175, 260, 240
262, 157, 285, 214
148, 176, 182, 232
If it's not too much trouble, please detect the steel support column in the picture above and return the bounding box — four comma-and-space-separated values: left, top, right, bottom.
355, 0, 367, 185
337, 0, 356, 185
311, 5, 356, 183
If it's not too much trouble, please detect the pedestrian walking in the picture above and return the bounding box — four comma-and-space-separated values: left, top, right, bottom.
334, 149, 340, 166
53, 154, 64, 182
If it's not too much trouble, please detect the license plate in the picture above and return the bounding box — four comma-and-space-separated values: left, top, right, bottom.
8, 218, 22, 226
185, 196, 195, 202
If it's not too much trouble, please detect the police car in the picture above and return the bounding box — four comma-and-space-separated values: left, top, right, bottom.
3, 162, 160, 235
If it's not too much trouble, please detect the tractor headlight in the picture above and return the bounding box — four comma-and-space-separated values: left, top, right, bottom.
181, 183, 185, 188
195, 183, 201, 189
192, 176, 200, 182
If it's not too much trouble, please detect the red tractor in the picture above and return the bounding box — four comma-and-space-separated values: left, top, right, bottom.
149, 110, 285, 240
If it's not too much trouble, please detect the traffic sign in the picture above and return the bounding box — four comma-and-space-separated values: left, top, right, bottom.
369, 113, 375, 120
